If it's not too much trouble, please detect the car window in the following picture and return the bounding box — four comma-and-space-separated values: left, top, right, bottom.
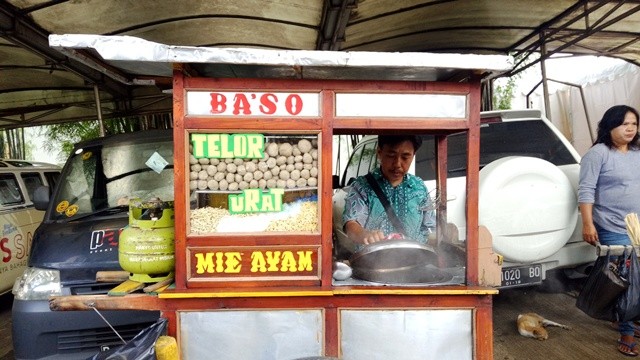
44, 171, 60, 189
0, 174, 24, 206
20, 172, 44, 201
343, 144, 364, 186
415, 121, 577, 180
52, 137, 173, 220
357, 141, 377, 177
342, 140, 380, 186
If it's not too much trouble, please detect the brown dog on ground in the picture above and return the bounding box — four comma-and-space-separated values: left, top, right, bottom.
517, 312, 571, 340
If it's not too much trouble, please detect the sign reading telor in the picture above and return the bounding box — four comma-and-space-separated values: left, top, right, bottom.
191, 133, 264, 159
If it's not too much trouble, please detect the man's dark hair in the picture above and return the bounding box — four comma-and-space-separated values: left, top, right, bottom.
377, 135, 423, 152
594, 105, 640, 149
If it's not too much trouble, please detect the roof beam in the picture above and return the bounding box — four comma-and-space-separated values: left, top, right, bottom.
316, 0, 357, 50
0, 1, 130, 97
508, 1, 640, 77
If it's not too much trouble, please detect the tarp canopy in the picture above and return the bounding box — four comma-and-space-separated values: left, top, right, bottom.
1, 0, 639, 129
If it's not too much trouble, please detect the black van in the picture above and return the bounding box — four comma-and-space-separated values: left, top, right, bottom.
12, 129, 173, 359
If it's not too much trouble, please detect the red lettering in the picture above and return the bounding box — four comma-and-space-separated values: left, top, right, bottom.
105, 230, 117, 246
285, 94, 303, 115
259, 94, 277, 115
1, 238, 10, 263
209, 93, 227, 114
14, 233, 26, 259
233, 94, 251, 115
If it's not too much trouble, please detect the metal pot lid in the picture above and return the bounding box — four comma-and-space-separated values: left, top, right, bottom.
349, 239, 438, 272
352, 263, 453, 284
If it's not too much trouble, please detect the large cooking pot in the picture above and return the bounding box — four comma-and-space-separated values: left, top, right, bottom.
349, 239, 450, 284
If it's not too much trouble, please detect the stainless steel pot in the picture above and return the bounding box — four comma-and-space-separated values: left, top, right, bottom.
349, 239, 450, 284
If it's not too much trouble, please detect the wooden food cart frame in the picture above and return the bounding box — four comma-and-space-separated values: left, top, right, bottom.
47, 35, 513, 360
161, 73, 495, 359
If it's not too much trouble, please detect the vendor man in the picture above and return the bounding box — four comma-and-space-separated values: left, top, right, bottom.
342, 134, 436, 247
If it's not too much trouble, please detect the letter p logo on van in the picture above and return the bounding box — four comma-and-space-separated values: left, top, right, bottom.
89, 230, 118, 254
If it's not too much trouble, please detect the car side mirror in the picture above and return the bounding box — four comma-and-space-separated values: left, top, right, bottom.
33, 185, 50, 211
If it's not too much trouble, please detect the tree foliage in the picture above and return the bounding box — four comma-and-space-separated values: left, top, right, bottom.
492, 52, 536, 110
0, 128, 26, 159
40, 115, 173, 162
493, 76, 519, 110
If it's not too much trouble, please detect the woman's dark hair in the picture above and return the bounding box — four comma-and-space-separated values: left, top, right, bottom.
377, 135, 423, 152
594, 105, 640, 149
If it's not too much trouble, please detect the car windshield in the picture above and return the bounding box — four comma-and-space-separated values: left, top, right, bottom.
51, 137, 174, 220
415, 120, 578, 181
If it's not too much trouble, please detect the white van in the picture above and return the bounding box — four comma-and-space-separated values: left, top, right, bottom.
0, 159, 60, 294
333, 109, 596, 288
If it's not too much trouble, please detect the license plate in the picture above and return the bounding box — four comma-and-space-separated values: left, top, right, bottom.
501, 264, 542, 287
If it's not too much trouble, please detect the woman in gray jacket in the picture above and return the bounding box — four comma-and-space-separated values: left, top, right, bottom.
579, 104, 640, 357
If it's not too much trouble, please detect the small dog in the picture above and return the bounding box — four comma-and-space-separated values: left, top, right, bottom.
517, 312, 571, 340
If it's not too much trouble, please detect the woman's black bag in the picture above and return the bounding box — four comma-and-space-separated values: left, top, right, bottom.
616, 247, 640, 322
576, 249, 629, 321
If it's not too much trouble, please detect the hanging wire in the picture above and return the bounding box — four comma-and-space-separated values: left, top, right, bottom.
90, 304, 126, 345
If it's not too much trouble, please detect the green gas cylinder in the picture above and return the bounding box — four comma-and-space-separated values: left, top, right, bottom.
119, 198, 175, 283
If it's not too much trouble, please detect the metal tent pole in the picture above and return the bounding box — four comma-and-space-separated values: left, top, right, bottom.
94, 85, 105, 137
540, 34, 551, 120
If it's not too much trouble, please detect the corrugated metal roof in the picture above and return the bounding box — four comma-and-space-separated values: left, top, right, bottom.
1, 0, 639, 129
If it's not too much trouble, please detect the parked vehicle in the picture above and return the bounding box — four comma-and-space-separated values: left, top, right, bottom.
332, 109, 596, 288
12, 130, 172, 359
0, 159, 60, 295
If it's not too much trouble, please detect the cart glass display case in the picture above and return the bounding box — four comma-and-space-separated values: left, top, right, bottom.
188, 133, 321, 235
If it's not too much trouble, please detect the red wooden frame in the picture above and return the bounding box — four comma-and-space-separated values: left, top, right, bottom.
164, 70, 493, 358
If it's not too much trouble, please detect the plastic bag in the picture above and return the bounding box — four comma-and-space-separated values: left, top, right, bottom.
576, 250, 629, 321
617, 248, 640, 322
87, 317, 168, 360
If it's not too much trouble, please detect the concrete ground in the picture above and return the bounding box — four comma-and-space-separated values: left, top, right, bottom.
493, 282, 633, 360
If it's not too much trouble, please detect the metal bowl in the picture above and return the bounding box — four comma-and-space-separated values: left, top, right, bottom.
349, 239, 449, 284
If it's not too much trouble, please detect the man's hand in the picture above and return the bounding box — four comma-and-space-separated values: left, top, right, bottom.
345, 220, 386, 245
360, 230, 386, 245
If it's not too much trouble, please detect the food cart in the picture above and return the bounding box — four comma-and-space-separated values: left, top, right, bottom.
49, 35, 512, 359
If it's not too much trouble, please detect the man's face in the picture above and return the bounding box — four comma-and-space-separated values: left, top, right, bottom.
377, 140, 415, 187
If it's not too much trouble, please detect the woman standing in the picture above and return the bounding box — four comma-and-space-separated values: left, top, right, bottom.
579, 104, 640, 357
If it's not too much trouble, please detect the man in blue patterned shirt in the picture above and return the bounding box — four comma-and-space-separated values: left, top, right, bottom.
342, 135, 436, 247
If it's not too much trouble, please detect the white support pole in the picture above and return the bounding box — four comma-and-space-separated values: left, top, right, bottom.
539, 34, 551, 121
94, 85, 105, 137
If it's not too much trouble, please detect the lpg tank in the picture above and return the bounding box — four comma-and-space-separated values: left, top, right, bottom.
119, 198, 175, 282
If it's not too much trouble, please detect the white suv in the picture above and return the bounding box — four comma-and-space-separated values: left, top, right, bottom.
332, 109, 596, 288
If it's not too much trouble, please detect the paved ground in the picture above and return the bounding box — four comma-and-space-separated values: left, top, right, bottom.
493, 285, 629, 360
0, 280, 635, 359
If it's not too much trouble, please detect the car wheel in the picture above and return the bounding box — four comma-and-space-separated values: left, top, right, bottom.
478, 156, 578, 263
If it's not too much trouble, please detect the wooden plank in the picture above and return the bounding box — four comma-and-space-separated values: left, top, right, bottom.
108, 280, 145, 296
144, 277, 174, 293
96, 270, 129, 283
49, 294, 163, 311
